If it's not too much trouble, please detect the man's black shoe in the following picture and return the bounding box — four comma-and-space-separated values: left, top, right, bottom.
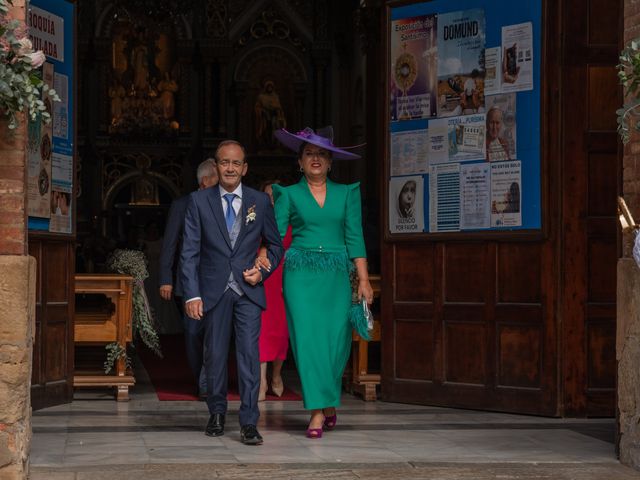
240, 424, 263, 445
205, 413, 225, 437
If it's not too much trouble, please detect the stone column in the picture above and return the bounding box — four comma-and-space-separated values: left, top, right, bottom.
0, 2, 37, 479
618, 0, 640, 469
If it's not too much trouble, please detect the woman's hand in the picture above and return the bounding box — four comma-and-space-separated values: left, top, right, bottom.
358, 278, 374, 305
254, 255, 271, 271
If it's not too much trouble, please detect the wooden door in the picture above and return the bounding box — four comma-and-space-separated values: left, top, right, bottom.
379, 0, 621, 416
29, 238, 75, 410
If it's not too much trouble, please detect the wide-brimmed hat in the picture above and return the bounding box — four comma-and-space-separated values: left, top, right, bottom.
274, 126, 361, 160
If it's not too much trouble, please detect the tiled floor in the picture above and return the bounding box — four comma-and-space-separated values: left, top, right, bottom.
29, 363, 640, 479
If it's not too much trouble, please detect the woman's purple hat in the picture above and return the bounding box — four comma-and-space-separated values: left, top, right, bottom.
274, 126, 361, 160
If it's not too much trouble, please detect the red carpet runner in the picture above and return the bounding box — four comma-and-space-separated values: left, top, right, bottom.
138, 334, 301, 401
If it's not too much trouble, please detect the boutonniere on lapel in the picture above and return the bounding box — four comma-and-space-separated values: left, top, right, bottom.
245, 204, 257, 225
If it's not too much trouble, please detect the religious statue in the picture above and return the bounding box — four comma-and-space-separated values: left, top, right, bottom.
130, 31, 150, 95
156, 72, 178, 120
109, 79, 126, 125
255, 79, 286, 150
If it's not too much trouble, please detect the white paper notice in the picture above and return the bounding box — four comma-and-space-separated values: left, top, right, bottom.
428, 118, 448, 164
501, 22, 533, 93
491, 160, 522, 227
484, 47, 501, 95
389, 176, 425, 234
390, 130, 429, 176
429, 163, 460, 232
460, 163, 490, 229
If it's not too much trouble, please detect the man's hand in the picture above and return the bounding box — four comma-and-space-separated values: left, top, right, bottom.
243, 267, 263, 286
185, 299, 203, 320
159, 284, 173, 301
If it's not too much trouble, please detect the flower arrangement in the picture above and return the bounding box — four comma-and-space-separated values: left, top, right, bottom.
105, 249, 162, 373
0, 0, 59, 130
618, 38, 640, 144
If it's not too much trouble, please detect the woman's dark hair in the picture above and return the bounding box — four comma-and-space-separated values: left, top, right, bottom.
258, 178, 281, 192
297, 141, 333, 160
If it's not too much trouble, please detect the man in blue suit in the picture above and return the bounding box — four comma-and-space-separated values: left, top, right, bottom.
181, 140, 284, 445
159, 158, 218, 397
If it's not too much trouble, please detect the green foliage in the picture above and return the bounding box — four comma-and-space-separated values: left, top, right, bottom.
618, 39, 640, 144
0, 0, 60, 130
106, 249, 162, 364
104, 342, 131, 374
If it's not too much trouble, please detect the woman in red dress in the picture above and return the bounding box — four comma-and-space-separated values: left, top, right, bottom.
258, 180, 291, 400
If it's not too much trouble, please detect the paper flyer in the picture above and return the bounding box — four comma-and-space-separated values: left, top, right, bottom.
429, 163, 460, 232
460, 162, 490, 229
389, 176, 425, 233
485, 93, 517, 162
429, 113, 486, 164
390, 129, 429, 175
501, 22, 533, 93
390, 14, 438, 120
491, 160, 522, 227
483, 46, 501, 95
436, 8, 486, 118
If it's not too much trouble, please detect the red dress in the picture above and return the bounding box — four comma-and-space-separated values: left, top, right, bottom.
259, 226, 292, 362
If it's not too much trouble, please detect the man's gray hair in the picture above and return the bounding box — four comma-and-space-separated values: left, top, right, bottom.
197, 158, 216, 184
214, 139, 247, 162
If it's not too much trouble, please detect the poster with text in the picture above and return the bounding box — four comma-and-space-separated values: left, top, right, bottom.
501, 22, 533, 92
436, 8, 486, 118
391, 15, 438, 120
484, 46, 501, 95
491, 160, 521, 227
429, 113, 486, 164
390, 129, 429, 175
27, 62, 54, 218
429, 163, 460, 232
485, 93, 517, 162
460, 162, 490, 229
389, 176, 425, 233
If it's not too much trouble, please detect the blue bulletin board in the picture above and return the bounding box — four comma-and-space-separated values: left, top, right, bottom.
27, 0, 75, 234
387, 0, 542, 235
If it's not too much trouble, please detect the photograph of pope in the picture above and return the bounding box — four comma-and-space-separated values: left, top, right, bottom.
180, 140, 284, 445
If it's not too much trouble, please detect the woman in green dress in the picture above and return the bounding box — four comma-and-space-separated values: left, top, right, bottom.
270, 127, 374, 439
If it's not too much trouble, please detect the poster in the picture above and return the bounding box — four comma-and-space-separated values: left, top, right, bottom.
436, 8, 486, 118
390, 129, 429, 175
485, 93, 517, 162
491, 160, 521, 227
484, 47, 501, 95
460, 163, 490, 229
389, 176, 425, 233
429, 163, 460, 232
27, 62, 54, 218
501, 22, 533, 93
390, 14, 438, 120
429, 113, 486, 164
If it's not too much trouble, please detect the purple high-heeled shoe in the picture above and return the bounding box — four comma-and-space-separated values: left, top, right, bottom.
323, 413, 337, 431
306, 427, 323, 439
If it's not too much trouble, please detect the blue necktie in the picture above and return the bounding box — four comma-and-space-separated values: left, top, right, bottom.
223, 193, 236, 232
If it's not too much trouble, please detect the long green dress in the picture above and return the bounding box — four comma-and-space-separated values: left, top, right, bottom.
272, 178, 366, 409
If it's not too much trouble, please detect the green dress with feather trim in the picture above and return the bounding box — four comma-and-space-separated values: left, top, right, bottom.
272, 178, 367, 410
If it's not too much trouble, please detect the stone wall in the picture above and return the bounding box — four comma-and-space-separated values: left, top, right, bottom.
619, 0, 640, 470
0, 1, 34, 479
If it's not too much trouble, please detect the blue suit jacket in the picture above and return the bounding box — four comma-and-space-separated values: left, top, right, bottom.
159, 194, 189, 296
180, 184, 284, 312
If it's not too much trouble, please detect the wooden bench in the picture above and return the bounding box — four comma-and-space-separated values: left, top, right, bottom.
345, 274, 381, 401
74, 274, 135, 401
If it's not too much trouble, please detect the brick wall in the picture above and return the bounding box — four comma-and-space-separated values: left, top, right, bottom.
0, 0, 27, 256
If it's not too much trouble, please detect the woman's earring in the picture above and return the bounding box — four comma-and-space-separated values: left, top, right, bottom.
328, 166, 331, 172
299, 167, 304, 173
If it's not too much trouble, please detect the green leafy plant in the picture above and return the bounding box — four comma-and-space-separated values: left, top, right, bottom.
104, 342, 132, 374
618, 39, 640, 144
0, 0, 60, 129
106, 249, 162, 373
